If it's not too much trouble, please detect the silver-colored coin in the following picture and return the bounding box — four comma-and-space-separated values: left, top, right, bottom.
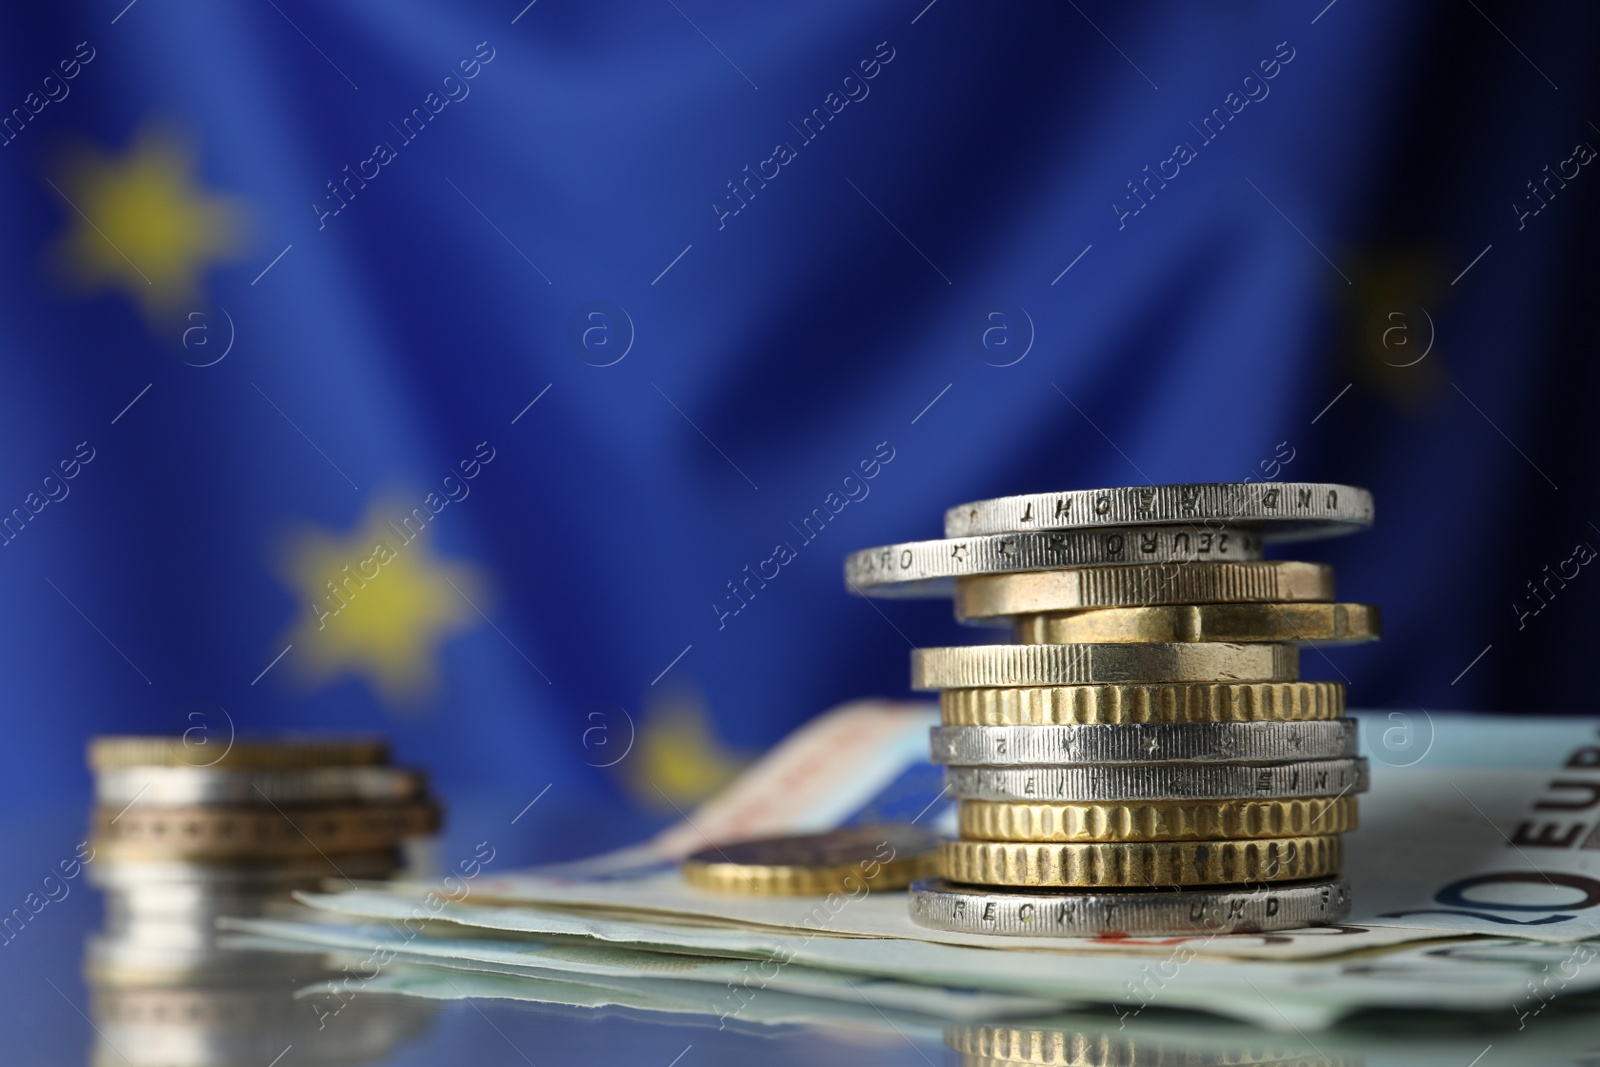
95, 917, 245, 952
930, 720, 1359, 766
911, 643, 1299, 690
945, 483, 1373, 541
103, 886, 292, 928
845, 526, 1264, 598
87, 852, 403, 890
910, 877, 1352, 937
95, 765, 427, 807
947, 758, 1370, 802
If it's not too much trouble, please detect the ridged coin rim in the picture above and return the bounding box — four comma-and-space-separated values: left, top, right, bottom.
912, 643, 1299, 690
939, 682, 1346, 725
946, 758, 1371, 802
953, 562, 1335, 620
929, 720, 1359, 766
956, 796, 1360, 841
937, 835, 1342, 887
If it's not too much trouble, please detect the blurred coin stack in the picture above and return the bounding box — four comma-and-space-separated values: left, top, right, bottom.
84, 735, 440, 1065
846, 483, 1377, 936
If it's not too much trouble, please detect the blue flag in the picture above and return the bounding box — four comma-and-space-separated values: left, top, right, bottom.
2, 0, 1596, 859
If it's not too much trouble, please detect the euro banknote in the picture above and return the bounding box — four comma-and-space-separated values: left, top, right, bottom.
231, 901, 1600, 1030
259, 702, 1600, 1028
446, 704, 1600, 945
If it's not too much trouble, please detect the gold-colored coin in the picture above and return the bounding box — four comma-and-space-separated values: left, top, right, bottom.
937, 835, 1341, 887
911, 643, 1299, 690
682, 826, 938, 895
957, 796, 1359, 842
953, 561, 1334, 621
88, 735, 390, 771
940, 682, 1345, 725
1013, 603, 1381, 645
89, 801, 441, 859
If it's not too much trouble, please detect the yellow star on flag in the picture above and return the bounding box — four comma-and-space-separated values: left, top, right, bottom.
51, 124, 248, 316
626, 687, 748, 808
277, 497, 487, 709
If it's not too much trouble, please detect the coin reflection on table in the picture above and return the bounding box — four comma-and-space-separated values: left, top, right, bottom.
944, 1023, 1366, 1066
83, 735, 441, 1066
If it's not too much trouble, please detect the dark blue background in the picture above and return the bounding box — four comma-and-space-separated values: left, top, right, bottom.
1, 0, 1597, 860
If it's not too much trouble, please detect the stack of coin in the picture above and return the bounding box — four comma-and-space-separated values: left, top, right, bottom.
845, 482, 1378, 937
83, 735, 440, 1065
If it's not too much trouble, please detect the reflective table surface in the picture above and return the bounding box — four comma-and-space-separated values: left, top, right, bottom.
10, 794, 1600, 1066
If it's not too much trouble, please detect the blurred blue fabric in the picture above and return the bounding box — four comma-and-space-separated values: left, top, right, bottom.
2, 0, 1597, 855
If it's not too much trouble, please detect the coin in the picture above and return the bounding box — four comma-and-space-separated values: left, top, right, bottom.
937, 835, 1342, 886
954, 562, 1335, 621
89, 800, 442, 859
95, 766, 428, 807
939, 682, 1345, 725
845, 527, 1265, 598
946, 758, 1370, 802
912, 643, 1298, 690
1013, 603, 1381, 645
956, 796, 1360, 842
930, 721, 1359, 766
104, 883, 309, 927
680, 826, 938, 895
88, 735, 390, 771
944, 483, 1372, 540
85, 851, 404, 890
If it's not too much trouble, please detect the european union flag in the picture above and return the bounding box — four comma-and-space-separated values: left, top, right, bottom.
3, 1, 1598, 866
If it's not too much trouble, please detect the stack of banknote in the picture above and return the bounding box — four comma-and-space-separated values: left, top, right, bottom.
225, 700, 1600, 1033
848, 482, 1377, 936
